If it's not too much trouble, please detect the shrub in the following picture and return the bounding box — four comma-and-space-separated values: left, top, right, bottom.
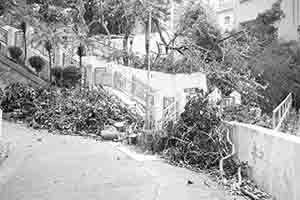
62, 65, 81, 88
28, 56, 46, 74
7, 46, 23, 61
249, 41, 300, 112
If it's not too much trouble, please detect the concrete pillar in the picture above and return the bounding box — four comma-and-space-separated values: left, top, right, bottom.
151, 91, 163, 125
54, 47, 63, 66
177, 90, 187, 115
86, 64, 93, 88
7, 28, 15, 47
170, 0, 174, 32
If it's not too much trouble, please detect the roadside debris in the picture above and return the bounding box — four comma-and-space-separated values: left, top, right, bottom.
0, 83, 143, 137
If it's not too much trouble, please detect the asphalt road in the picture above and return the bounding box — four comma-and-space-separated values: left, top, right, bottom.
0, 121, 242, 200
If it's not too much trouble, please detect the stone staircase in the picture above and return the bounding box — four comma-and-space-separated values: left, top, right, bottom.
0, 54, 47, 88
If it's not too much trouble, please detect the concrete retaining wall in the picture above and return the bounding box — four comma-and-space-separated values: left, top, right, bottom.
84, 57, 208, 113
230, 122, 300, 200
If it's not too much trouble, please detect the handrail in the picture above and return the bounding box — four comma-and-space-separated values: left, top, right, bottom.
272, 92, 293, 130
163, 101, 177, 119
273, 93, 292, 113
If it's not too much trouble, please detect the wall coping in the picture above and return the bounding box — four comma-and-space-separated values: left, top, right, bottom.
228, 121, 300, 145
109, 62, 207, 77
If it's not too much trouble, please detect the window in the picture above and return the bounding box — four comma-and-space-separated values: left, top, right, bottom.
224, 16, 231, 24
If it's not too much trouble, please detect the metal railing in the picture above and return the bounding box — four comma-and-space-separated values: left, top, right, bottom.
94, 67, 113, 87
132, 75, 154, 105
156, 101, 177, 129
95, 66, 155, 106
272, 93, 293, 131
162, 101, 177, 121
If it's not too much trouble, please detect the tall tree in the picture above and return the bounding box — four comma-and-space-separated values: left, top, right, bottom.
30, 23, 66, 81
20, 21, 27, 61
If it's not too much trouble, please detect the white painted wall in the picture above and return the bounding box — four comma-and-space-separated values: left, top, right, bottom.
217, 9, 235, 32
83, 57, 208, 121
229, 121, 300, 200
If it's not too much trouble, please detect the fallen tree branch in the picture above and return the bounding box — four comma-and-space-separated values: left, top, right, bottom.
219, 124, 236, 176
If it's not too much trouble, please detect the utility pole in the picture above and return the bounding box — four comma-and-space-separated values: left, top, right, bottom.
170, 0, 174, 32
145, 10, 152, 129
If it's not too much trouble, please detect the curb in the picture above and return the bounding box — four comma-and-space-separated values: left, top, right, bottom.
112, 142, 160, 162
0, 109, 9, 165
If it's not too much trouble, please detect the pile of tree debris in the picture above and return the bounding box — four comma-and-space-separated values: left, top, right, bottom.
0, 83, 143, 136
152, 94, 271, 200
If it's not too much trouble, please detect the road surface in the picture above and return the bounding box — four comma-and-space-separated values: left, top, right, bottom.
0, 121, 242, 200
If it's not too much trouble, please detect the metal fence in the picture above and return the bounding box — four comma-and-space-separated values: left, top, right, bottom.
94, 66, 155, 106
272, 92, 293, 131
94, 67, 113, 87
132, 75, 154, 105
113, 71, 129, 94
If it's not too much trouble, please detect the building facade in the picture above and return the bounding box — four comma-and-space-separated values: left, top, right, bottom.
215, 0, 300, 41
278, 0, 300, 41
215, 0, 235, 33
170, 0, 215, 32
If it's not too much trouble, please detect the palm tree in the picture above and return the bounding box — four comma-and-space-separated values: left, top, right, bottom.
44, 40, 53, 82
76, 43, 86, 87
70, 19, 100, 88
71, 33, 99, 88
20, 21, 27, 61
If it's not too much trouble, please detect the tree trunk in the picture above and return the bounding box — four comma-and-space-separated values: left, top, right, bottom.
145, 21, 150, 67
23, 33, 27, 62
99, 0, 111, 46
123, 34, 129, 66
79, 55, 84, 88
48, 51, 52, 83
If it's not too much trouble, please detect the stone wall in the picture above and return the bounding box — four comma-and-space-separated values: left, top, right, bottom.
229, 121, 300, 200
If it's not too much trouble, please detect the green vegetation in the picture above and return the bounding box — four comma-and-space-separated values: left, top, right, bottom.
28, 56, 46, 76
7, 46, 23, 62
62, 65, 82, 88
51, 66, 63, 85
